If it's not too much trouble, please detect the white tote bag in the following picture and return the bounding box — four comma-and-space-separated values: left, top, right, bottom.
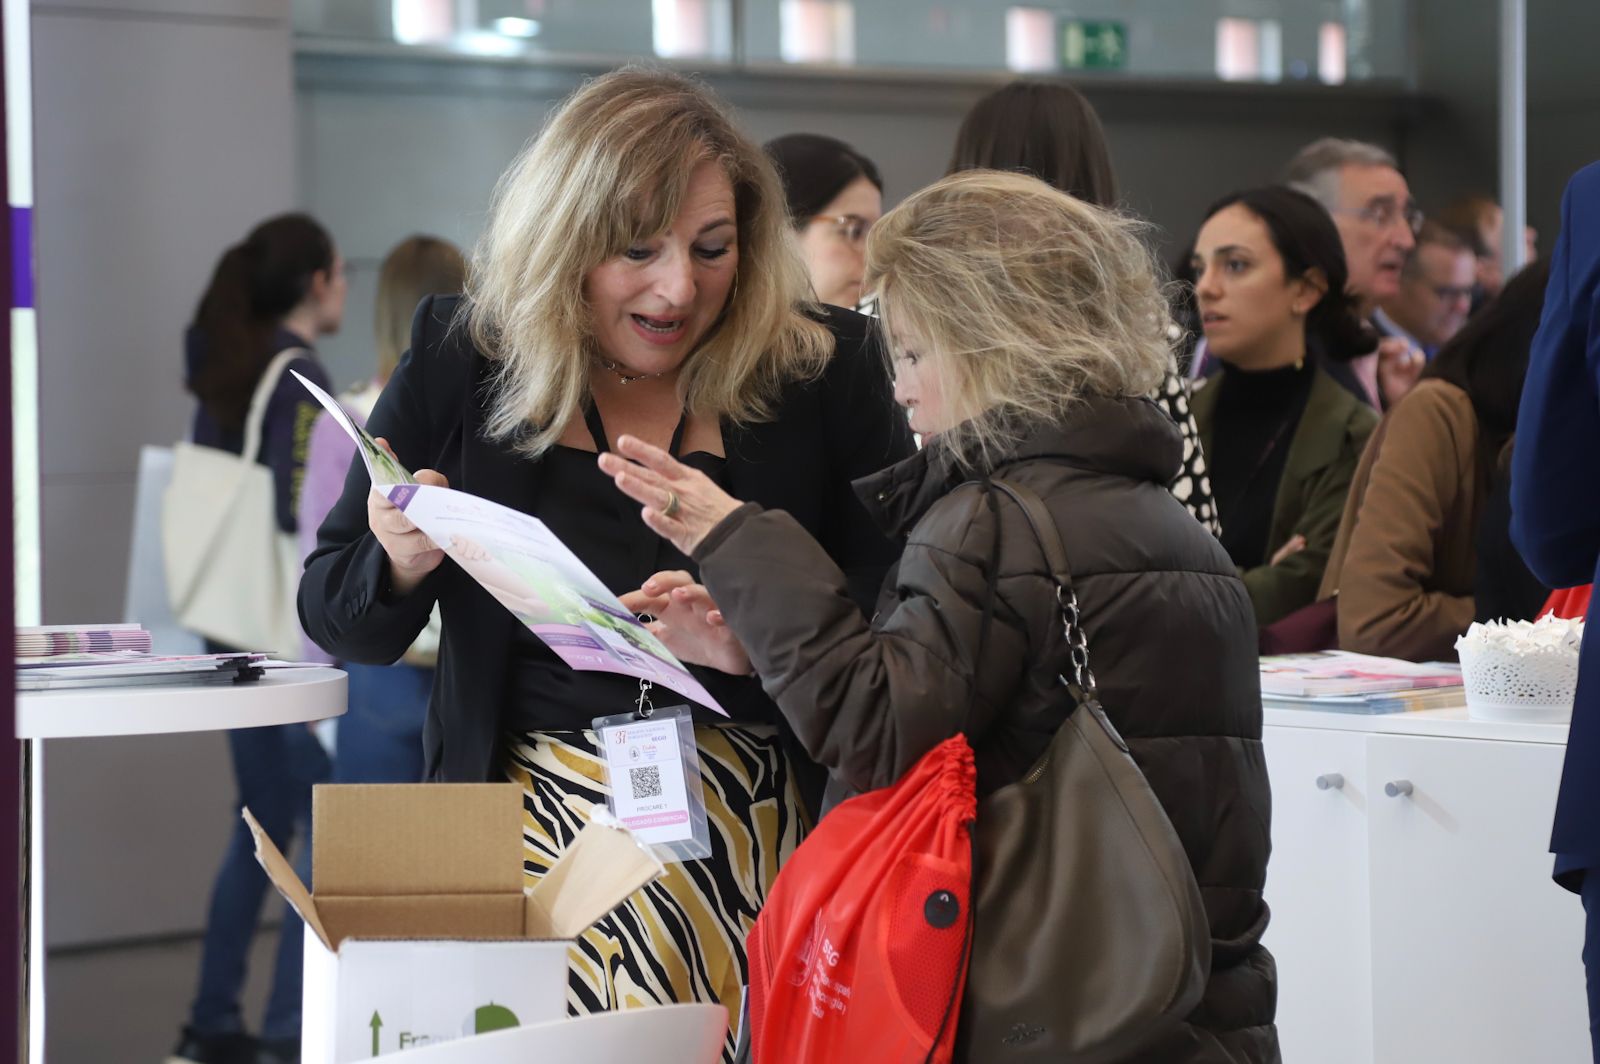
125, 445, 207, 656
162, 348, 307, 655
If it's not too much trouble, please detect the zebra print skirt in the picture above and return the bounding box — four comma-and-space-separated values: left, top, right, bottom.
502, 724, 808, 1063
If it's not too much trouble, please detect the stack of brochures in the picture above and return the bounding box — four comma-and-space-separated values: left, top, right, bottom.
18, 623, 152, 658
16, 624, 266, 691
1259, 651, 1465, 714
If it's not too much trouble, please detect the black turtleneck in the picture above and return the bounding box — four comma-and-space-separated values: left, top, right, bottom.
1211, 360, 1316, 569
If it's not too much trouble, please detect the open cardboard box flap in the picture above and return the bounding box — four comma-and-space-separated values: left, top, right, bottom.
246, 783, 663, 950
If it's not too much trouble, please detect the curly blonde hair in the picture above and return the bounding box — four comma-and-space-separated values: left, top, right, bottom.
465, 67, 831, 456
863, 169, 1173, 470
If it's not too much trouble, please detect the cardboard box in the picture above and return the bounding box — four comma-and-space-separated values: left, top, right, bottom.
247, 783, 663, 1064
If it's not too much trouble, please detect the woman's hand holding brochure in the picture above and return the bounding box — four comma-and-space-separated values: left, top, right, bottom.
367, 436, 448, 596
291, 370, 727, 714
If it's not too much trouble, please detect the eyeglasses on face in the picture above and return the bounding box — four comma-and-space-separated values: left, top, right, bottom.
810, 214, 874, 246
1334, 198, 1425, 238
1430, 283, 1475, 303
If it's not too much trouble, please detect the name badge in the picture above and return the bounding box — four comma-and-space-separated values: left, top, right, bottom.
592, 704, 712, 863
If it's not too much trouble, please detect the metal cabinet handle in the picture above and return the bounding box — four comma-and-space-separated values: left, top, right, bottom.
1384, 780, 1414, 798
1315, 773, 1345, 791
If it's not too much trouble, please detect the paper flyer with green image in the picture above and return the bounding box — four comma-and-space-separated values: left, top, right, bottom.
292, 370, 414, 487
292, 371, 726, 715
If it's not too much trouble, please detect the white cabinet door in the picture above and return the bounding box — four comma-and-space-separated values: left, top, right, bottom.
1262, 725, 1374, 1064
1367, 735, 1588, 1063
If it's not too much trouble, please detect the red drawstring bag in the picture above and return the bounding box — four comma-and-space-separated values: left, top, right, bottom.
1541, 585, 1593, 620
746, 736, 977, 1064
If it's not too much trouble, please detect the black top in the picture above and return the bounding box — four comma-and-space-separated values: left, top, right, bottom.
1210, 360, 1316, 569
298, 295, 916, 783
504, 408, 773, 732
1474, 464, 1549, 624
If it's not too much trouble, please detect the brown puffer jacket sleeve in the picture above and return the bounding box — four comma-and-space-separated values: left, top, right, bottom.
693, 487, 1032, 795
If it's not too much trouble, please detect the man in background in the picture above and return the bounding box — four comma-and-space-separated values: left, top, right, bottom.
1285, 137, 1426, 409
1437, 194, 1539, 310
1376, 221, 1477, 360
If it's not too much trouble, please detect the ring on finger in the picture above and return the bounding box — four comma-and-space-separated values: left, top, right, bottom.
663, 490, 681, 519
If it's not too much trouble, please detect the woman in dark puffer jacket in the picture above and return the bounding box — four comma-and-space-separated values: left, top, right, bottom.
603, 170, 1277, 1061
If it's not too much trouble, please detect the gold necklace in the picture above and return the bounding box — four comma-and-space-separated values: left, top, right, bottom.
597, 356, 671, 385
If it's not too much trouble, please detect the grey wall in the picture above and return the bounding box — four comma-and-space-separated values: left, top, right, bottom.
32, 0, 297, 950
1410, 0, 1600, 254
1525, 1, 1600, 244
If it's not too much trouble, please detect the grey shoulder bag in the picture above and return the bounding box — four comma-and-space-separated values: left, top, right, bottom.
958, 478, 1211, 1061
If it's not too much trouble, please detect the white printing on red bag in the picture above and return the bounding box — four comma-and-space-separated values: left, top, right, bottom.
786, 912, 853, 1020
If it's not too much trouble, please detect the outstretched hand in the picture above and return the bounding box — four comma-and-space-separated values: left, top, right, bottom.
621, 570, 753, 676
597, 435, 743, 556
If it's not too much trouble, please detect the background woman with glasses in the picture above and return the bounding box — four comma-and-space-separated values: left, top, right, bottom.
765, 132, 883, 309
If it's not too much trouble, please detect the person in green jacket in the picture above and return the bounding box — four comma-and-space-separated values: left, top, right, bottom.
1188, 186, 1380, 627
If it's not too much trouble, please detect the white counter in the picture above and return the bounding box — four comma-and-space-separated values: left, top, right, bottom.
1264, 703, 1586, 1063
1265, 703, 1570, 745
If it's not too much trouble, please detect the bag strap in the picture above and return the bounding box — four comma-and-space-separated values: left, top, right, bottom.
239, 347, 307, 464
988, 477, 1100, 704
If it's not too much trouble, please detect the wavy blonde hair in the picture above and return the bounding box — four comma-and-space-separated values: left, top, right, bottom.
863, 169, 1173, 470
465, 67, 831, 455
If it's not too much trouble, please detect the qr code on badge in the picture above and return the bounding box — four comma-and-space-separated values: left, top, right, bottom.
628, 765, 663, 800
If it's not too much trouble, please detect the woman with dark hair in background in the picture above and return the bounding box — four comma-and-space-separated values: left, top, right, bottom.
764, 133, 884, 309
1188, 186, 1380, 628
172, 213, 346, 1064
297, 234, 468, 784
948, 78, 1221, 535
947, 79, 1117, 206
1320, 259, 1552, 660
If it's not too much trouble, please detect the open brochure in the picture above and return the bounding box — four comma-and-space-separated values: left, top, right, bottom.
294, 371, 726, 715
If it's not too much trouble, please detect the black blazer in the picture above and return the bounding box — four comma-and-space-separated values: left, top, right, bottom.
299, 294, 915, 782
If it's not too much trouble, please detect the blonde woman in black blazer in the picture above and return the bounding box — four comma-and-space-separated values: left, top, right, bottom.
298, 70, 911, 1064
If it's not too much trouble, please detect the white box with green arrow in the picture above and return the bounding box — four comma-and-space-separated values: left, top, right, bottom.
246, 782, 664, 1062
310, 938, 565, 1059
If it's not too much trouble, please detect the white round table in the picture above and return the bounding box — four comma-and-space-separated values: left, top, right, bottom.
17, 666, 347, 1064
17, 665, 347, 739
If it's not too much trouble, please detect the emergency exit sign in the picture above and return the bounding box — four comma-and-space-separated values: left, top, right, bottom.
1061, 19, 1128, 70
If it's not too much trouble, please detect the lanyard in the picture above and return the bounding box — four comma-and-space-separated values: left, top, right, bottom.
583, 405, 689, 583
582, 401, 689, 458
583, 402, 691, 718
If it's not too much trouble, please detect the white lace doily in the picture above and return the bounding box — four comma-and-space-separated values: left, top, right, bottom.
1457, 617, 1584, 723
